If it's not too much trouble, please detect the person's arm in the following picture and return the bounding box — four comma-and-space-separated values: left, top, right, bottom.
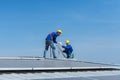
53, 37, 57, 43
53, 32, 58, 43
62, 45, 67, 49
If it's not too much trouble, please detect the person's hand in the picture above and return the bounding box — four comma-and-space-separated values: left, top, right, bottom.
58, 42, 63, 46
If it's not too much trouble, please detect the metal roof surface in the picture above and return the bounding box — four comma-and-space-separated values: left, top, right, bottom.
0, 71, 120, 80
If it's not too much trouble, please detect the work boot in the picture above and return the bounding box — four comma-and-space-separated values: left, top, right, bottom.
53, 56, 57, 59
43, 50, 47, 58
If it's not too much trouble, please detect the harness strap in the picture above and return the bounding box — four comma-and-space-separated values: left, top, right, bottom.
50, 33, 53, 40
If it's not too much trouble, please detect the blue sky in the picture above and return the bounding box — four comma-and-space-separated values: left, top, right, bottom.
0, 0, 120, 64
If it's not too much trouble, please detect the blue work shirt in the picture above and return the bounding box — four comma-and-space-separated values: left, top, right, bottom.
62, 44, 73, 53
46, 32, 59, 43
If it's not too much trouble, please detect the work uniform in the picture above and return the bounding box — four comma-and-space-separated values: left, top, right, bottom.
44, 32, 59, 58
62, 44, 74, 58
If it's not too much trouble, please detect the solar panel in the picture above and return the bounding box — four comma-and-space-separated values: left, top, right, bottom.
0, 57, 119, 72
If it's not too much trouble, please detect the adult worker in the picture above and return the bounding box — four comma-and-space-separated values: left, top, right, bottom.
43, 30, 62, 58
62, 40, 74, 58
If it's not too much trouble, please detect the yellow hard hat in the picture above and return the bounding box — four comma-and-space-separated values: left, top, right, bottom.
66, 40, 70, 44
57, 30, 62, 34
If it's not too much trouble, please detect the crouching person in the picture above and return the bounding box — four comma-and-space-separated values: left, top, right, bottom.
62, 40, 74, 58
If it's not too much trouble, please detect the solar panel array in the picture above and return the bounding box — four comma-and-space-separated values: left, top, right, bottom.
0, 57, 114, 68
0, 57, 120, 80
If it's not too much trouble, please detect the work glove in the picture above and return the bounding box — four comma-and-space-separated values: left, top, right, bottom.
58, 42, 63, 46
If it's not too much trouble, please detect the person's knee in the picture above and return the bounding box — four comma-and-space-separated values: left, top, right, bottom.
50, 43, 55, 49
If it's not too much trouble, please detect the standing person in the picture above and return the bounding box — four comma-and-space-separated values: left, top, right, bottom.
43, 30, 62, 58
62, 40, 74, 58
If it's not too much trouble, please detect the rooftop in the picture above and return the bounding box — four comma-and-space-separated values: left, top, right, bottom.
0, 57, 120, 80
